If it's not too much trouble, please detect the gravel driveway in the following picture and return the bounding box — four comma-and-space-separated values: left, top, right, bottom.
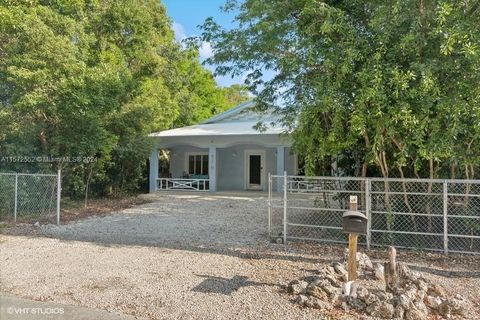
0, 192, 329, 320
1, 192, 479, 319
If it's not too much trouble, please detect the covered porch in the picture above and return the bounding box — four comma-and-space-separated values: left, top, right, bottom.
148, 128, 296, 192
150, 144, 296, 192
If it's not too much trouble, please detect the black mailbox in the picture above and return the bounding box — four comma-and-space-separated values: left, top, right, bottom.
342, 211, 368, 235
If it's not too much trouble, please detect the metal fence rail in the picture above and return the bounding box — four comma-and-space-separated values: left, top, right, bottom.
0, 171, 61, 225
268, 173, 480, 254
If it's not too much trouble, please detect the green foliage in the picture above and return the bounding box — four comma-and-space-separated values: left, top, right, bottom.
202, 0, 480, 179
174, 49, 228, 126
0, 0, 236, 198
221, 84, 251, 108
174, 49, 252, 126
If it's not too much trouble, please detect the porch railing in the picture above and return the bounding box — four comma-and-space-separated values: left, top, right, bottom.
156, 178, 209, 191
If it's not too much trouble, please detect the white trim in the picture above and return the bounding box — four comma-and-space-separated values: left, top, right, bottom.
158, 139, 291, 149
209, 146, 217, 192
157, 178, 209, 191
184, 152, 209, 175
154, 134, 292, 149
244, 149, 266, 191
149, 148, 159, 193
150, 121, 283, 138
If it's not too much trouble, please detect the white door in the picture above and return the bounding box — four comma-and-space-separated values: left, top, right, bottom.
245, 150, 265, 190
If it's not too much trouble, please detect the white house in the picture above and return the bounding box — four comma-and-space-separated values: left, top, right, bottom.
148, 101, 298, 192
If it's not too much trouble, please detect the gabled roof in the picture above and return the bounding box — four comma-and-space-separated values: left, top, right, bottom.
201, 100, 256, 124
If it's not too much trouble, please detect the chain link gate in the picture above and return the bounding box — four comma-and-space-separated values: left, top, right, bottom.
0, 171, 61, 225
268, 173, 480, 255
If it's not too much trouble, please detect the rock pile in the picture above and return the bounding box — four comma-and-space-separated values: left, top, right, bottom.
286, 250, 470, 319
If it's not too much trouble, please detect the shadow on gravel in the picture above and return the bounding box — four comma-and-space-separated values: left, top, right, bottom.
192, 274, 277, 295
0, 229, 330, 264
410, 265, 480, 279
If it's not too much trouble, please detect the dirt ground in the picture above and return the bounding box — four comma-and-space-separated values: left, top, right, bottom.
60, 195, 153, 222
1, 192, 479, 319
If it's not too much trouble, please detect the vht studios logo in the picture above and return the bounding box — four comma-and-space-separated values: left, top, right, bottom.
7, 307, 65, 315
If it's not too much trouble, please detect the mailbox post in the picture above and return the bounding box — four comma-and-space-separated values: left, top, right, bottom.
342, 196, 368, 281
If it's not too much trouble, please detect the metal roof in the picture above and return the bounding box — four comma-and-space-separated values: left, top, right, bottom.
149, 100, 285, 138
201, 100, 256, 124
149, 120, 283, 137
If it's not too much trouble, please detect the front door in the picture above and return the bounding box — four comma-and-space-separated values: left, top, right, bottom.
246, 150, 265, 190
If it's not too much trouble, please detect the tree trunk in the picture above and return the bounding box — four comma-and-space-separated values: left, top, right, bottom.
380, 151, 392, 230
463, 140, 474, 210
38, 129, 48, 152
360, 161, 368, 209
425, 157, 434, 232
398, 165, 418, 231
84, 166, 93, 208
450, 162, 456, 179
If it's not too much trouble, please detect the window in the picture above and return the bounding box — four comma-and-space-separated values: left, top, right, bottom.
187, 153, 209, 175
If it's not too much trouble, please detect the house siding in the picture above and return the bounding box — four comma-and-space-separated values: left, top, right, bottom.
217, 144, 274, 191
167, 144, 296, 191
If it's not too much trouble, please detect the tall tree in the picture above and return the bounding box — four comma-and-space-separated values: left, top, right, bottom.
0, 0, 234, 199
174, 49, 231, 126
202, 0, 480, 179
221, 84, 252, 107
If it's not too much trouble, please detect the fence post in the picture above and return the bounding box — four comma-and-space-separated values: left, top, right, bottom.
366, 179, 371, 250
14, 173, 18, 223
443, 181, 448, 254
283, 171, 287, 245
268, 172, 272, 237
56, 169, 61, 225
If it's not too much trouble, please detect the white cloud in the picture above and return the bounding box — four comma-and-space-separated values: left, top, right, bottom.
172, 21, 212, 60
199, 41, 213, 60
173, 21, 213, 60
172, 22, 187, 42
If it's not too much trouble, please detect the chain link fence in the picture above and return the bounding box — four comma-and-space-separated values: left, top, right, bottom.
268, 174, 480, 254
0, 171, 61, 225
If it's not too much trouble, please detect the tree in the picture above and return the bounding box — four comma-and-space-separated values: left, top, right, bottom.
0, 0, 234, 200
174, 49, 231, 126
221, 84, 252, 107
201, 0, 480, 179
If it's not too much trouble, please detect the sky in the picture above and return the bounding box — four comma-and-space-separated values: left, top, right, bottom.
163, 0, 242, 87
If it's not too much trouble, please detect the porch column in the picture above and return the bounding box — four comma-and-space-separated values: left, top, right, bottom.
149, 148, 159, 193
209, 146, 217, 192
276, 146, 285, 192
